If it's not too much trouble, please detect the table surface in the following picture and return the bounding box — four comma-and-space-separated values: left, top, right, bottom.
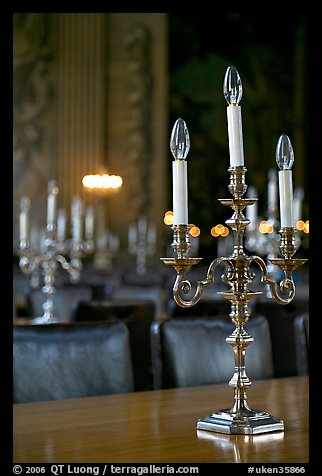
13, 375, 309, 463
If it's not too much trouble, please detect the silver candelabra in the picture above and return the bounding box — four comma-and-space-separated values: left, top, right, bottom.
161, 66, 307, 435
18, 182, 94, 324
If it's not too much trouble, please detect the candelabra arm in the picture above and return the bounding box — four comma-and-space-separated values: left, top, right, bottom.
249, 255, 295, 305
172, 256, 232, 308
56, 254, 81, 283
19, 253, 44, 276
206, 256, 233, 283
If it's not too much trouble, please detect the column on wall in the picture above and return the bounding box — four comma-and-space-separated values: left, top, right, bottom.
55, 13, 106, 212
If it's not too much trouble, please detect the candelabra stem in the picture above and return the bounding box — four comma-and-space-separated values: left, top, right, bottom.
31, 251, 61, 324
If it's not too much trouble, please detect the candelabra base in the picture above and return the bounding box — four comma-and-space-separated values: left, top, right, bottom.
30, 315, 65, 325
197, 409, 284, 435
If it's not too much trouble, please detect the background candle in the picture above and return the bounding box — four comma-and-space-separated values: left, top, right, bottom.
170, 118, 190, 225
245, 186, 258, 231
57, 208, 66, 241
85, 206, 94, 240
71, 196, 83, 243
47, 180, 59, 224
19, 196, 30, 241
267, 168, 277, 213
293, 186, 304, 226
223, 66, 245, 167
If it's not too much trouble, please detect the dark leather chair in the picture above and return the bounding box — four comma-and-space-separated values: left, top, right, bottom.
71, 299, 156, 391
13, 321, 134, 403
254, 298, 309, 377
151, 314, 274, 389
111, 284, 165, 316
25, 285, 93, 322
294, 312, 309, 375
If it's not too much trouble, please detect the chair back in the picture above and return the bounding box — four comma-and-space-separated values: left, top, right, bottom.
151, 314, 274, 389
71, 299, 156, 391
255, 298, 309, 377
13, 321, 134, 403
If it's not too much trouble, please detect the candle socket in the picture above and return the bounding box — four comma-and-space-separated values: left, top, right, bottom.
171, 224, 191, 259
278, 227, 297, 259
228, 166, 247, 198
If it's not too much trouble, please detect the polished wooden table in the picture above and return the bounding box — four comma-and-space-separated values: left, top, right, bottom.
13, 375, 308, 463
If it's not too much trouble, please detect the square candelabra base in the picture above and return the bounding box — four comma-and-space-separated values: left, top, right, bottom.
197, 409, 284, 435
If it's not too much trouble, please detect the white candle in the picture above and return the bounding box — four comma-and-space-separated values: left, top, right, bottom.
57, 209, 66, 241
71, 196, 83, 243
278, 170, 293, 227
267, 169, 277, 212
85, 206, 94, 240
276, 134, 295, 228
19, 196, 30, 241
172, 160, 188, 225
47, 180, 59, 224
226, 105, 244, 167
224, 66, 244, 167
246, 186, 258, 231
293, 187, 304, 225
170, 118, 190, 225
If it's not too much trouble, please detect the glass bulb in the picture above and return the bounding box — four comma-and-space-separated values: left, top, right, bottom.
170, 118, 190, 160
223, 65, 243, 105
276, 134, 294, 170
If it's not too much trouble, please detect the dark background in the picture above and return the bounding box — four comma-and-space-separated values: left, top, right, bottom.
168, 13, 309, 260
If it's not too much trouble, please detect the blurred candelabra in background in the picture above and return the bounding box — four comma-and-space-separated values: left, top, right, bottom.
18, 181, 94, 324
128, 216, 156, 275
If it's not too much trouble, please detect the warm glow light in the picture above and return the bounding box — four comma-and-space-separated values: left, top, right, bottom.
221, 227, 229, 237
82, 174, 123, 191
189, 226, 200, 237
296, 220, 305, 231
259, 220, 274, 234
303, 220, 309, 234
211, 224, 230, 238
211, 227, 219, 237
164, 211, 174, 226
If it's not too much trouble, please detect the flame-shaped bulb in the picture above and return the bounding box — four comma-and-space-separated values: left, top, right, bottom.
223, 65, 243, 105
170, 118, 190, 160
276, 134, 294, 170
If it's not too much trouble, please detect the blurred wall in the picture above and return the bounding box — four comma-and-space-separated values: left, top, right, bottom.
13, 13, 168, 258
